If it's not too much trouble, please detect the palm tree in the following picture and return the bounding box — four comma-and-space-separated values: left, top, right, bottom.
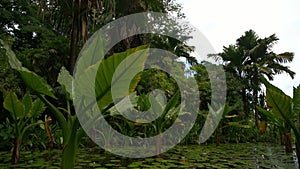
209, 30, 295, 128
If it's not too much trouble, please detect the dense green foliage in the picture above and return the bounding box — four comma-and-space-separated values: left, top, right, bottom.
0, 0, 299, 168
209, 30, 295, 127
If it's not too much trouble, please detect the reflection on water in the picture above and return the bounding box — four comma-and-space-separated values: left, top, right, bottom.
251, 144, 298, 168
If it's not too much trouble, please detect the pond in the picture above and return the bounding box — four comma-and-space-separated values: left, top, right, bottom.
0, 143, 298, 168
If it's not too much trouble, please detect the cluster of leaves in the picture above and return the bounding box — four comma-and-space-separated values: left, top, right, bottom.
1, 2, 299, 167
208, 30, 295, 131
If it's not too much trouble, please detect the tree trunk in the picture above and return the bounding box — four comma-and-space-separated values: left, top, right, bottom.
280, 133, 285, 145
90, 128, 96, 148
254, 110, 259, 129
11, 138, 21, 164
70, 0, 79, 74
252, 71, 260, 129
253, 90, 259, 129
241, 87, 249, 116
284, 131, 293, 153
216, 130, 221, 146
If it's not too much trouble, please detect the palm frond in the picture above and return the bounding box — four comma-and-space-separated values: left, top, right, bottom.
276, 52, 294, 63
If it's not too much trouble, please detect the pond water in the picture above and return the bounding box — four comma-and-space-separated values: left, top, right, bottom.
0, 143, 298, 168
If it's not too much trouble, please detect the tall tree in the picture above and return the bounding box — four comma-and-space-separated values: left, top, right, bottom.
37, 0, 115, 73
209, 30, 295, 128
37, 0, 193, 73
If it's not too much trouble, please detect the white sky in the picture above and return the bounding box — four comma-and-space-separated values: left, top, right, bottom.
177, 0, 300, 96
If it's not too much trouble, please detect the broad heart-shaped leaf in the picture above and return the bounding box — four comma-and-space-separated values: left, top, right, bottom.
161, 91, 180, 119
18, 70, 56, 99
261, 76, 283, 94
109, 92, 138, 116
261, 76, 293, 118
148, 92, 165, 116
265, 83, 293, 119
257, 106, 281, 122
28, 98, 45, 119
2, 40, 56, 99
57, 66, 73, 100
293, 84, 300, 118
0, 40, 22, 70
257, 106, 285, 129
263, 76, 300, 141
22, 91, 32, 116
95, 45, 149, 110
293, 85, 300, 149
293, 84, 300, 132
3, 91, 25, 120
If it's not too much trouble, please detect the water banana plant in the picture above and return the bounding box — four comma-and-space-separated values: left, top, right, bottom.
3, 91, 45, 164
260, 76, 300, 168
1, 40, 149, 168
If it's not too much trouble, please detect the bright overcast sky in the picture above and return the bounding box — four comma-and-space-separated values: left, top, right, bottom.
177, 0, 300, 96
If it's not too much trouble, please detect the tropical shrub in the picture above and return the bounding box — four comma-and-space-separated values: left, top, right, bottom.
3, 90, 45, 164
260, 77, 300, 167
2, 39, 149, 168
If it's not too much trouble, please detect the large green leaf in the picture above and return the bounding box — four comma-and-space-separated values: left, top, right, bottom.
109, 92, 138, 116
57, 66, 73, 100
257, 106, 276, 121
18, 70, 56, 99
3, 91, 25, 120
257, 106, 284, 128
0, 40, 22, 70
261, 76, 284, 94
149, 91, 165, 116
293, 84, 300, 131
29, 99, 45, 119
261, 76, 292, 118
1, 40, 56, 99
161, 91, 180, 119
265, 85, 292, 119
95, 45, 149, 110
293, 84, 300, 118
22, 91, 32, 116
263, 77, 300, 144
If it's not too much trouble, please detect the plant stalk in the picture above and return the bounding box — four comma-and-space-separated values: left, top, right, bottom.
11, 138, 21, 164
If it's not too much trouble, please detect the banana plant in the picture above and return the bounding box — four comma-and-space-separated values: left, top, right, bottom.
2, 39, 81, 168
199, 101, 250, 145
131, 90, 181, 155
3, 90, 45, 164
98, 90, 182, 154
257, 105, 293, 153
260, 76, 300, 167
1, 40, 149, 169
